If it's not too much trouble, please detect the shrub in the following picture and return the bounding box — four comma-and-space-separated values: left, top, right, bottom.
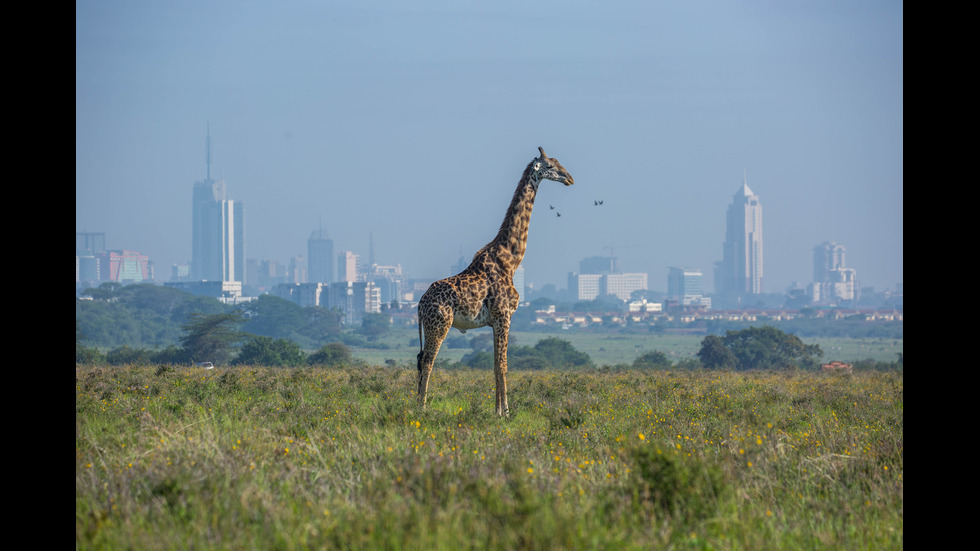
629, 446, 728, 522
234, 336, 306, 367
308, 342, 354, 367
633, 350, 672, 369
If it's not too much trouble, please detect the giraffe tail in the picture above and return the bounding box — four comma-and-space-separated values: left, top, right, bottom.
416, 317, 424, 375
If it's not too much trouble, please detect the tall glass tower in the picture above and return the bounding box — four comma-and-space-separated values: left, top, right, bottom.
717, 177, 763, 297
191, 127, 245, 283
308, 226, 334, 284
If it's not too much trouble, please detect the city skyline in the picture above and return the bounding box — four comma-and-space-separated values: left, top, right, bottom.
76, 2, 903, 293
79, 146, 894, 296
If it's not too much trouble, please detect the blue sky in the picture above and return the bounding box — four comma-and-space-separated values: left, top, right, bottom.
76, 1, 903, 294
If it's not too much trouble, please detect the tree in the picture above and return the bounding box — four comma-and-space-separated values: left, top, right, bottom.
360, 313, 391, 342
633, 350, 673, 369
308, 342, 354, 367
106, 346, 154, 366
459, 349, 494, 370
724, 325, 822, 370
506, 337, 592, 370
83, 282, 123, 301
179, 312, 245, 366
698, 335, 737, 370
532, 337, 592, 368
234, 335, 306, 366
445, 334, 470, 349
303, 306, 344, 344
240, 295, 307, 340
468, 333, 494, 352
698, 326, 823, 370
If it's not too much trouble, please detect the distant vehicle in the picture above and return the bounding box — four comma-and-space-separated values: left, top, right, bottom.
196, 362, 215, 369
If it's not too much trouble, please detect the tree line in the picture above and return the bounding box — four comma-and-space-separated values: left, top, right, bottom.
78, 309, 899, 372
77, 283, 901, 371
77, 283, 360, 350
77, 312, 357, 368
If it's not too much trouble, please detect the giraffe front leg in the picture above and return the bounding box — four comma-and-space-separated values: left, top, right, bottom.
492, 319, 511, 417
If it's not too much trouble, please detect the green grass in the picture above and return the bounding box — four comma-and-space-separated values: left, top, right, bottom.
77, 364, 903, 549
352, 327, 903, 366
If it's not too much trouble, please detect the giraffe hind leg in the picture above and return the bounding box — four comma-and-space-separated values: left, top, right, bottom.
417, 311, 451, 409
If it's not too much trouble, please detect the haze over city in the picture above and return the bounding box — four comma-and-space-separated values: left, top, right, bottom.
76, 1, 903, 295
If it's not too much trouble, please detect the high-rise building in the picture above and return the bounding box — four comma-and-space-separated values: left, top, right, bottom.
289, 255, 307, 284
76, 232, 106, 283
308, 227, 334, 284
76, 232, 106, 255
101, 250, 153, 283
668, 267, 706, 305
327, 280, 380, 325
716, 176, 763, 296
513, 264, 525, 302
191, 128, 244, 284
579, 256, 618, 275
571, 254, 646, 302
338, 251, 359, 282
367, 263, 404, 304
813, 241, 847, 283
811, 241, 857, 303
603, 273, 648, 301
569, 273, 603, 301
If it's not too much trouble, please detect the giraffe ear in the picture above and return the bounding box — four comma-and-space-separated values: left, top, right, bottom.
533, 161, 542, 171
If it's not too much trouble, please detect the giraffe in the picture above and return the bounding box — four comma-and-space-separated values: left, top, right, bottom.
416, 147, 574, 416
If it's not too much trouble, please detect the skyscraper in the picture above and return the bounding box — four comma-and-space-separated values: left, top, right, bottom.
812, 241, 857, 302
308, 226, 334, 284
716, 176, 763, 297
191, 127, 245, 283
813, 241, 847, 284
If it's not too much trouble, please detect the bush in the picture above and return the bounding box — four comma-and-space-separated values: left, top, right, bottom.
633, 350, 672, 369
308, 342, 354, 367
106, 346, 154, 366
458, 337, 592, 371
76, 345, 105, 365
459, 350, 494, 370
629, 446, 728, 522
234, 336, 306, 367
512, 337, 592, 370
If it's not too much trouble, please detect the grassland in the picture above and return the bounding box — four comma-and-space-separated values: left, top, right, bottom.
350, 327, 904, 367
76, 364, 902, 550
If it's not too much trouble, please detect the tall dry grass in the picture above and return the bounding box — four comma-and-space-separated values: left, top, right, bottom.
77, 364, 902, 549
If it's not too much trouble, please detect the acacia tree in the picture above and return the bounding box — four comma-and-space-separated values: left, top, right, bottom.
698, 326, 822, 370
179, 312, 245, 366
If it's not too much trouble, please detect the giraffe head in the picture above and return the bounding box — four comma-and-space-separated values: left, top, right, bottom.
533, 147, 575, 186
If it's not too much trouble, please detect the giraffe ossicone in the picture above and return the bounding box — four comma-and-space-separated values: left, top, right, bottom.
416, 147, 574, 416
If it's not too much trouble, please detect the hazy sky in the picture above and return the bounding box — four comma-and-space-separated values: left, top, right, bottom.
76, 0, 903, 294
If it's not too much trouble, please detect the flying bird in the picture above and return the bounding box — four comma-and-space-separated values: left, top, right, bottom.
556, 212, 561, 217
550, 205, 555, 209
594, 200, 604, 206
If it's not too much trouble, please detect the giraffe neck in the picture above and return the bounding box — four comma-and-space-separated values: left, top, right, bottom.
483, 162, 540, 276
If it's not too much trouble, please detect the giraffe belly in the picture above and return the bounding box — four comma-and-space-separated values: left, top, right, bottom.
452, 304, 491, 332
